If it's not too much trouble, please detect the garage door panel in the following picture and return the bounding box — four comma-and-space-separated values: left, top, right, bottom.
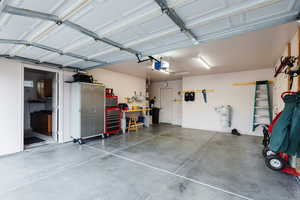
245, 0, 294, 23
93, 50, 134, 63
106, 26, 143, 45
72, 60, 100, 69
69, 0, 157, 33
108, 15, 177, 44
16, 46, 50, 59
0, 16, 40, 40
230, 13, 245, 27
192, 18, 231, 37
15, 0, 64, 14
0, 0, 298, 68
175, 0, 226, 23
47, 55, 81, 65
144, 40, 192, 56
138, 14, 177, 35
71, 41, 113, 57
37, 25, 85, 50
131, 32, 188, 52
225, 0, 250, 6
0, 44, 16, 54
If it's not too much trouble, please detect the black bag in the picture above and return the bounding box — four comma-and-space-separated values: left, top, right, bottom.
73, 73, 93, 83
184, 92, 195, 101
184, 92, 190, 101
118, 103, 128, 110
189, 92, 195, 101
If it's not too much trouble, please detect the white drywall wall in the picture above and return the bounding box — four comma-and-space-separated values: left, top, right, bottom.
0, 58, 76, 156
182, 68, 273, 135
88, 68, 146, 106
0, 60, 23, 156
62, 71, 76, 143
150, 80, 182, 125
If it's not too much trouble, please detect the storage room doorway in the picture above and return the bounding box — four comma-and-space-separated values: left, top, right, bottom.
23, 68, 59, 148
160, 88, 173, 124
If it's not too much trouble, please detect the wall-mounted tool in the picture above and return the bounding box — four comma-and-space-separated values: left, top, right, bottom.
182, 89, 215, 93
274, 56, 298, 78
184, 92, 190, 101
189, 92, 195, 101
183, 89, 214, 103
202, 89, 207, 103
184, 92, 195, 101
274, 56, 300, 90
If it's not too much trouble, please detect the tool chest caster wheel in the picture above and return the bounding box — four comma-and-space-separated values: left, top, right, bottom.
100, 134, 106, 139
265, 155, 286, 171
78, 139, 84, 145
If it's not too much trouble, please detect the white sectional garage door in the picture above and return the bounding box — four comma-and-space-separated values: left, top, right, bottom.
0, 0, 299, 69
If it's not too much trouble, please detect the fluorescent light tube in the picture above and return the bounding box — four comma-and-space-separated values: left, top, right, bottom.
198, 57, 210, 69
173, 71, 190, 76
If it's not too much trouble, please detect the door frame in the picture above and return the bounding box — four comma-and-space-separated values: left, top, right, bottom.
21, 63, 64, 150
159, 88, 173, 124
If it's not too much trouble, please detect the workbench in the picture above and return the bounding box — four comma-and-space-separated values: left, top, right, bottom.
121, 108, 151, 133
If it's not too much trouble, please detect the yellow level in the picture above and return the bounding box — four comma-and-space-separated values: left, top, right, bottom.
232, 80, 273, 86
182, 89, 215, 93
173, 99, 183, 102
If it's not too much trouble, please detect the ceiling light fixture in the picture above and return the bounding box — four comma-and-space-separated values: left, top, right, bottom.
197, 57, 211, 69
173, 71, 190, 76
160, 69, 170, 74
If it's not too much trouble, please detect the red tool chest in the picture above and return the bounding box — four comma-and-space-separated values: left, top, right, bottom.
105, 96, 121, 135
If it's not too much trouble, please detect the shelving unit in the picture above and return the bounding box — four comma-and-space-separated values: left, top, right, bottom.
70, 82, 105, 144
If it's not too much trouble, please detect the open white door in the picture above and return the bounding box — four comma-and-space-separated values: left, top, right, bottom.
160, 88, 173, 123
52, 73, 59, 141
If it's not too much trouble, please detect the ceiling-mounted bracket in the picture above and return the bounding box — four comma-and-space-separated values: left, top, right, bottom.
0, 38, 107, 67
56, 20, 63, 25
136, 54, 159, 63
0, 54, 71, 69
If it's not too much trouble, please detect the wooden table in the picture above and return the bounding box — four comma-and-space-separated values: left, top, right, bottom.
121, 108, 151, 134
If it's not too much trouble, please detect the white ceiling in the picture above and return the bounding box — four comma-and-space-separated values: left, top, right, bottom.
0, 0, 299, 70
101, 22, 299, 81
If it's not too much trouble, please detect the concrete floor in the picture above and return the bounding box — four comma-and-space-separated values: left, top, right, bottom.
0, 125, 299, 200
